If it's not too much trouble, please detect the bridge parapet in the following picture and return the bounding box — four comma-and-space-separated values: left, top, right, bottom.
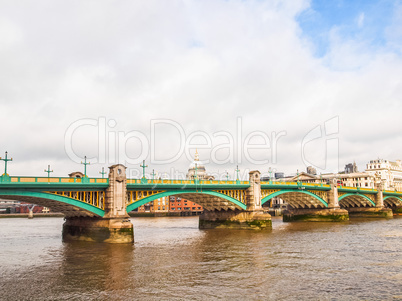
1, 176, 108, 184
127, 179, 250, 185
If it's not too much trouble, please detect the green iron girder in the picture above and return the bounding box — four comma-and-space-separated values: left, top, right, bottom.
338, 193, 376, 207
126, 189, 247, 212
0, 190, 105, 217
261, 189, 328, 207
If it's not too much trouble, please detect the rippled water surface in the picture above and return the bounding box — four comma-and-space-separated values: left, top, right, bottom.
0, 216, 401, 300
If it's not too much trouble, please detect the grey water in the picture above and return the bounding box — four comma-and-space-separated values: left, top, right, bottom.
0, 216, 401, 300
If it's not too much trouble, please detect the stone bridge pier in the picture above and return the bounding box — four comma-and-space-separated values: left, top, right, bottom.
199, 171, 272, 230
283, 179, 349, 222
62, 164, 134, 243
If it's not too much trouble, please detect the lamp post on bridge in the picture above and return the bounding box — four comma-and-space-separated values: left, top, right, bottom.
81, 156, 90, 177
0, 151, 12, 176
235, 165, 240, 184
268, 167, 272, 184
81, 156, 90, 183
297, 169, 301, 187
99, 167, 107, 179
151, 169, 156, 183
194, 163, 199, 184
44, 165, 53, 183
225, 170, 229, 182
140, 160, 148, 183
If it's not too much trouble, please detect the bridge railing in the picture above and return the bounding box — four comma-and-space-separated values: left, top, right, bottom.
1, 177, 108, 184
338, 186, 376, 192
126, 179, 250, 185
384, 190, 402, 194
260, 181, 331, 188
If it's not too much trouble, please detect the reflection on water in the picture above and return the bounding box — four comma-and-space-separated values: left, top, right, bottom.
0, 216, 401, 300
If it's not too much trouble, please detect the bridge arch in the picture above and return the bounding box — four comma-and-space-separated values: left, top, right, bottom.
261, 190, 328, 209
383, 196, 402, 207
338, 193, 375, 208
126, 190, 247, 212
0, 191, 104, 217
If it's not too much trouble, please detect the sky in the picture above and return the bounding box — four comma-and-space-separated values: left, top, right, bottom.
0, 0, 401, 180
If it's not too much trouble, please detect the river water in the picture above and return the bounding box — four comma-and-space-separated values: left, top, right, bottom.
0, 216, 401, 300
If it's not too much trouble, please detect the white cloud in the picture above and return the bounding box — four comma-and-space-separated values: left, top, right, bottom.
357, 12, 365, 28
0, 0, 401, 179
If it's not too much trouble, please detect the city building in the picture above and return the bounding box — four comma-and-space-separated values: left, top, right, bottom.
282, 165, 377, 189
169, 196, 203, 215
365, 159, 402, 191
136, 196, 170, 213
345, 162, 358, 174
306, 166, 317, 175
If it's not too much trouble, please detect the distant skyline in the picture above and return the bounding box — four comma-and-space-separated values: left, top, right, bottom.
0, 0, 401, 179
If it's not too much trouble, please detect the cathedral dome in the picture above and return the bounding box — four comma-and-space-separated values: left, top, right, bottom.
186, 150, 211, 180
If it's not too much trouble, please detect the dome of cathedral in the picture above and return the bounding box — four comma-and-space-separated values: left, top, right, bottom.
186, 150, 211, 180
188, 150, 206, 171
189, 160, 206, 171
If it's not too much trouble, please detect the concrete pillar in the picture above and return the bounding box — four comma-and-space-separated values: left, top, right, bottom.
199, 170, 271, 230
104, 164, 130, 218
327, 179, 340, 209
374, 180, 385, 208
28, 208, 34, 219
63, 164, 134, 243
246, 170, 262, 210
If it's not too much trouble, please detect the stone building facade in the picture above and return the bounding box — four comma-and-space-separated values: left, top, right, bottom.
365, 159, 402, 191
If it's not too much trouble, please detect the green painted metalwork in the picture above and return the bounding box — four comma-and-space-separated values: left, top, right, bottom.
126, 190, 247, 212
0, 177, 108, 190
261, 189, 328, 207
44, 165, 53, 178
338, 193, 376, 206
99, 167, 107, 178
0, 151, 12, 176
268, 167, 272, 184
140, 160, 147, 180
383, 196, 402, 204
194, 163, 199, 184
0, 190, 105, 216
338, 187, 376, 194
81, 156, 90, 178
235, 165, 240, 184
261, 183, 331, 191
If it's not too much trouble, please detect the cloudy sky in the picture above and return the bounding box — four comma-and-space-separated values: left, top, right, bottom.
1, 0, 401, 180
